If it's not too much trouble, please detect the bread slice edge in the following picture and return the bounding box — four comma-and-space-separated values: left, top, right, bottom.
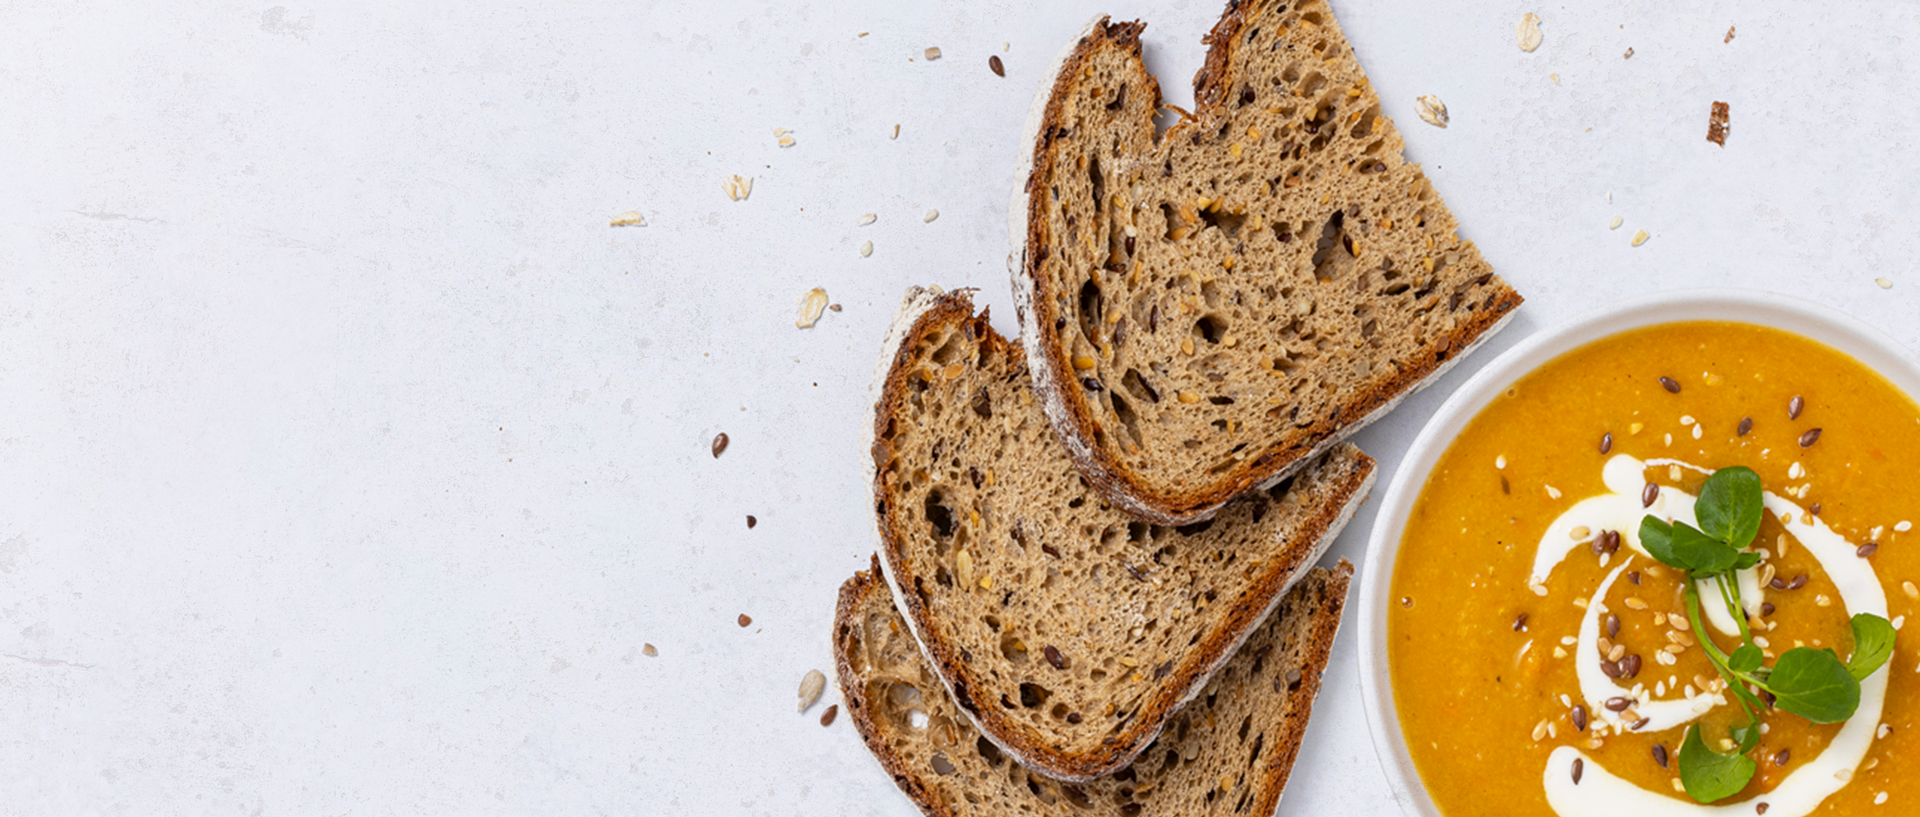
1009, 5, 1521, 526
866, 286, 1376, 781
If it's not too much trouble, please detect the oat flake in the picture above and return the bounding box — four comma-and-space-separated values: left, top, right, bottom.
1609, 216, 1623, 230
1516, 13, 1543, 52
610, 211, 646, 227
796, 288, 830, 328
1416, 95, 1449, 128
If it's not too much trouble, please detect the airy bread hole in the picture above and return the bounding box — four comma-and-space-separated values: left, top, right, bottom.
1062, 785, 1093, 808
1088, 152, 1107, 220
1000, 632, 1029, 663
930, 752, 957, 775
923, 491, 956, 539
1196, 204, 1246, 238
1159, 203, 1182, 240
1109, 390, 1143, 448
976, 736, 1006, 766
1349, 103, 1380, 138
1078, 278, 1104, 344
1195, 315, 1228, 344
930, 331, 965, 365
1122, 368, 1161, 403
1310, 211, 1352, 281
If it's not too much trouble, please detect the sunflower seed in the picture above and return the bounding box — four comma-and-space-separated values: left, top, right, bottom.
799, 669, 826, 712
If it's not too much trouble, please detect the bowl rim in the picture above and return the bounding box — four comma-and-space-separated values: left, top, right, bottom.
1354, 288, 1920, 817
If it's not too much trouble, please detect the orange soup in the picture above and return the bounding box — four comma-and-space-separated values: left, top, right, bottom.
1389, 321, 1920, 817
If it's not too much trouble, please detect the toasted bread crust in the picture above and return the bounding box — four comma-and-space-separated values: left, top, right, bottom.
868, 287, 1375, 781
834, 555, 1355, 816
1011, 3, 1522, 526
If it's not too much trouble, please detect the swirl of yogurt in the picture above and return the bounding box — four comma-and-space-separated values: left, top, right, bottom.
1531, 455, 1888, 817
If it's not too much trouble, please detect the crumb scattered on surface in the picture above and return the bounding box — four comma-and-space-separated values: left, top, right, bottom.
1550, 72, 1559, 85
1707, 101, 1730, 146
891, 124, 900, 139
1516, 13, 1543, 52
1416, 95, 1449, 128
1609, 216, 1623, 230
738, 614, 752, 628
723, 174, 753, 201
1876, 278, 1894, 289
989, 55, 1005, 76
1725, 25, 1736, 43
860, 240, 873, 257
1631, 229, 1650, 247
924, 46, 941, 60
746, 515, 757, 528
642, 643, 657, 657
923, 209, 939, 223
1623, 47, 1634, 59
857, 213, 876, 226
796, 288, 829, 328
609, 211, 645, 227
829, 303, 842, 312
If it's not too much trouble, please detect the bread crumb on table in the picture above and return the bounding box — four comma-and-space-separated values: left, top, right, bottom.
609, 210, 645, 227
796, 288, 829, 328
1416, 95, 1448, 128
1876, 278, 1894, 289
1631, 229, 1650, 247
1707, 101, 1730, 146
924, 46, 941, 60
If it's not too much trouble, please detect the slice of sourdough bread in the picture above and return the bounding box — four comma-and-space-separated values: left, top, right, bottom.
835, 554, 1353, 816
867, 286, 1373, 781
1010, 0, 1522, 525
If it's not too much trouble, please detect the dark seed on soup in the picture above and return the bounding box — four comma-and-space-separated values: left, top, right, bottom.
1599, 432, 1613, 454
1652, 743, 1669, 768
1738, 417, 1753, 436
1659, 376, 1681, 393
1642, 483, 1659, 507
1789, 395, 1804, 419
1799, 428, 1822, 448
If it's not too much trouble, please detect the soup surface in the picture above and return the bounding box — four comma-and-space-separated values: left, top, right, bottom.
1389, 321, 1920, 817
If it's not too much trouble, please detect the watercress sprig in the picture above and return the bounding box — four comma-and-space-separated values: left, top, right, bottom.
1631, 465, 1894, 803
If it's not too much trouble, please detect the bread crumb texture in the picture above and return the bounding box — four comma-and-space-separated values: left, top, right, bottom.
1019, 0, 1518, 521
870, 289, 1372, 778
835, 555, 1350, 816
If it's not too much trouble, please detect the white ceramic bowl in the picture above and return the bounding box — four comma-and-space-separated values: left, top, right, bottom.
1354, 289, 1920, 817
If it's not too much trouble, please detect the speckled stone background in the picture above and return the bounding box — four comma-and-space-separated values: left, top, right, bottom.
3, 0, 1917, 813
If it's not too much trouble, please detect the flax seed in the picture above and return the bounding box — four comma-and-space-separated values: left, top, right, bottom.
1860, 543, 1880, 558
1659, 376, 1681, 393
1739, 417, 1753, 436
1514, 613, 1529, 632
1643, 483, 1660, 507
1600, 432, 1613, 454
1653, 743, 1669, 768
1799, 428, 1823, 447
1572, 758, 1585, 784
1775, 748, 1791, 766
1789, 395, 1805, 419
1607, 614, 1621, 638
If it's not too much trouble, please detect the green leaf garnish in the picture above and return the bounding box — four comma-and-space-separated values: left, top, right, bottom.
1696, 466, 1765, 548
1672, 521, 1739, 573
1847, 613, 1896, 681
1678, 723, 1756, 803
1768, 647, 1860, 723
1638, 462, 1878, 803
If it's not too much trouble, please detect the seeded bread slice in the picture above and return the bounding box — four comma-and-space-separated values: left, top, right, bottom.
867, 287, 1373, 781
1010, 0, 1522, 525
835, 554, 1352, 816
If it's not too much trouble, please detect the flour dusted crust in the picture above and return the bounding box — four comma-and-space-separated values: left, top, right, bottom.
866, 287, 1373, 780
1011, 0, 1522, 525
835, 555, 1353, 815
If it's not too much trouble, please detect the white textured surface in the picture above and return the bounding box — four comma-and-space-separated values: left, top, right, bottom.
2, 0, 1918, 813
